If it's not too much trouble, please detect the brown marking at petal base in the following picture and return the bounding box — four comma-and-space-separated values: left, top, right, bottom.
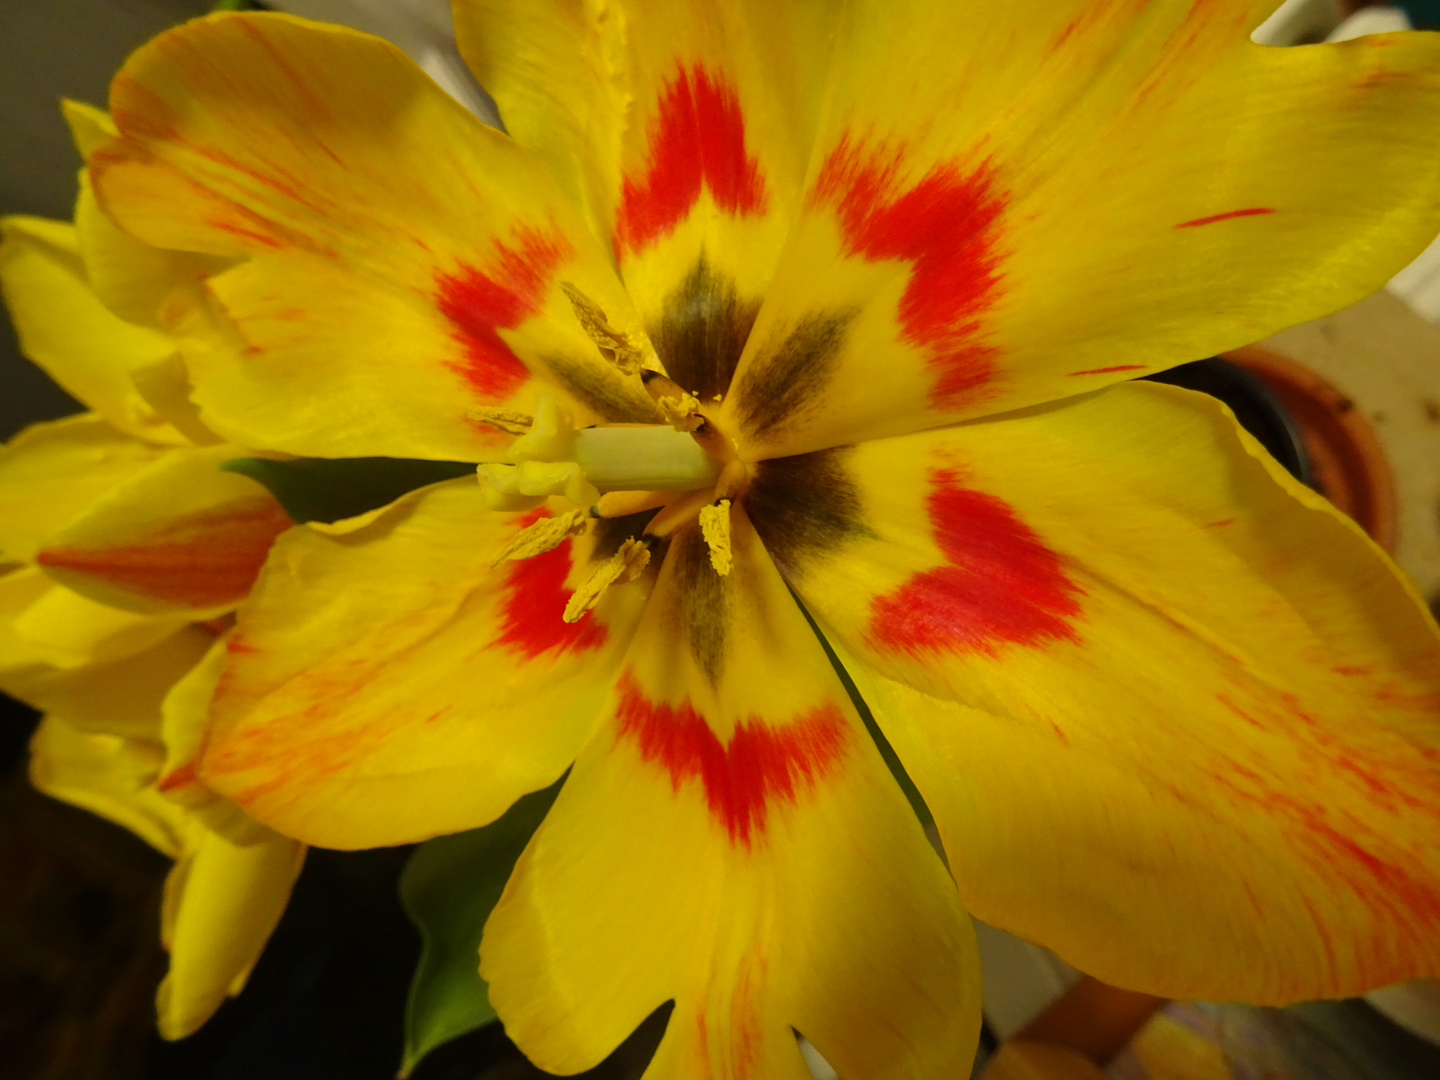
744, 448, 876, 578
669, 528, 728, 688
648, 258, 761, 402
541, 352, 663, 423
589, 511, 661, 564
732, 309, 856, 443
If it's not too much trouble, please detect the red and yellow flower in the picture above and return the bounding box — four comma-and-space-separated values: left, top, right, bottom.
0, 101, 301, 1039
62, 1, 1440, 1074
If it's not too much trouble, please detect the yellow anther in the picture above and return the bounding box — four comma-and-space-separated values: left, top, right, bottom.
561, 282, 646, 375
490, 508, 588, 567
478, 461, 600, 512
640, 369, 706, 433
466, 406, 533, 435
563, 538, 651, 622
656, 392, 704, 433
698, 499, 733, 576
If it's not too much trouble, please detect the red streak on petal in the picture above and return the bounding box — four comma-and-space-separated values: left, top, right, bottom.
207, 218, 283, 249
615, 672, 847, 846
1216, 692, 1264, 730
1067, 365, 1147, 376
435, 225, 569, 401
811, 135, 1007, 407
614, 65, 767, 257
494, 510, 607, 659
36, 499, 291, 609
1204, 764, 1440, 934
157, 762, 199, 793
868, 467, 1082, 656
1174, 208, 1274, 229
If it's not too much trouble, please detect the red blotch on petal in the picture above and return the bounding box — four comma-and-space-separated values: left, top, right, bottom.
614, 65, 767, 257
811, 135, 1006, 407
494, 510, 607, 659
868, 467, 1082, 656
435, 225, 570, 401
615, 672, 847, 846
36, 499, 292, 609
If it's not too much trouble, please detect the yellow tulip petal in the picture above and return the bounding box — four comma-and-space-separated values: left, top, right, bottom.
483, 505, 977, 1079
0, 566, 56, 676
13, 580, 191, 669
1, 566, 216, 741
65, 101, 228, 331
0, 215, 185, 444
722, 3, 1440, 458
457, 0, 833, 405
0, 415, 169, 563
157, 826, 305, 1040
29, 715, 186, 858
62, 96, 117, 159
35, 444, 292, 615
762, 381, 1440, 1002
92, 12, 657, 460
200, 480, 652, 847
154, 634, 274, 847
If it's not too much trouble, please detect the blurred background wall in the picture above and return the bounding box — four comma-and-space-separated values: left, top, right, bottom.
0, 0, 213, 440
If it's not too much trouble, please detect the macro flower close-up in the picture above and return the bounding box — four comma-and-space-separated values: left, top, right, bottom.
6, 0, 1440, 1076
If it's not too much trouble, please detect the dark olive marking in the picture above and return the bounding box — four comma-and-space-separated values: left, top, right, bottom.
731, 308, 856, 442
588, 511, 657, 564
744, 447, 875, 579
668, 527, 727, 688
647, 257, 761, 401
542, 352, 663, 423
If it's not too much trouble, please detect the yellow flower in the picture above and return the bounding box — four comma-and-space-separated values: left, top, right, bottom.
74, 3, 1440, 1075
0, 101, 301, 1039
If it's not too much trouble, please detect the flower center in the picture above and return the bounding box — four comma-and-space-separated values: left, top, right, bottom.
473, 285, 745, 616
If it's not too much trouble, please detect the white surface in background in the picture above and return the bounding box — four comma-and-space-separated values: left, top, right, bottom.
973, 920, 1082, 1040
267, 0, 500, 125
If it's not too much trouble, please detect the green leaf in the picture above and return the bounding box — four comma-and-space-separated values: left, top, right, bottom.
398, 780, 563, 1077
220, 457, 476, 525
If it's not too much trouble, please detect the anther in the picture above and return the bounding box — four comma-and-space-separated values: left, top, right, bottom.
490, 509, 588, 567
641, 370, 705, 433
466, 406, 533, 435
698, 499, 733, 576
564, 538, 652, 622
561, 282, 647, 374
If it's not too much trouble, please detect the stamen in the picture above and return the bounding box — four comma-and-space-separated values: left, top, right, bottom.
640, 369, 705, 433
698, 499, 733, 576
644, 490, 712, 540
561, 282, 647, 374
592, 490, 674, 519
490, 508, 588, 567
563, 538, 651, 622
467, 406, 533, 435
